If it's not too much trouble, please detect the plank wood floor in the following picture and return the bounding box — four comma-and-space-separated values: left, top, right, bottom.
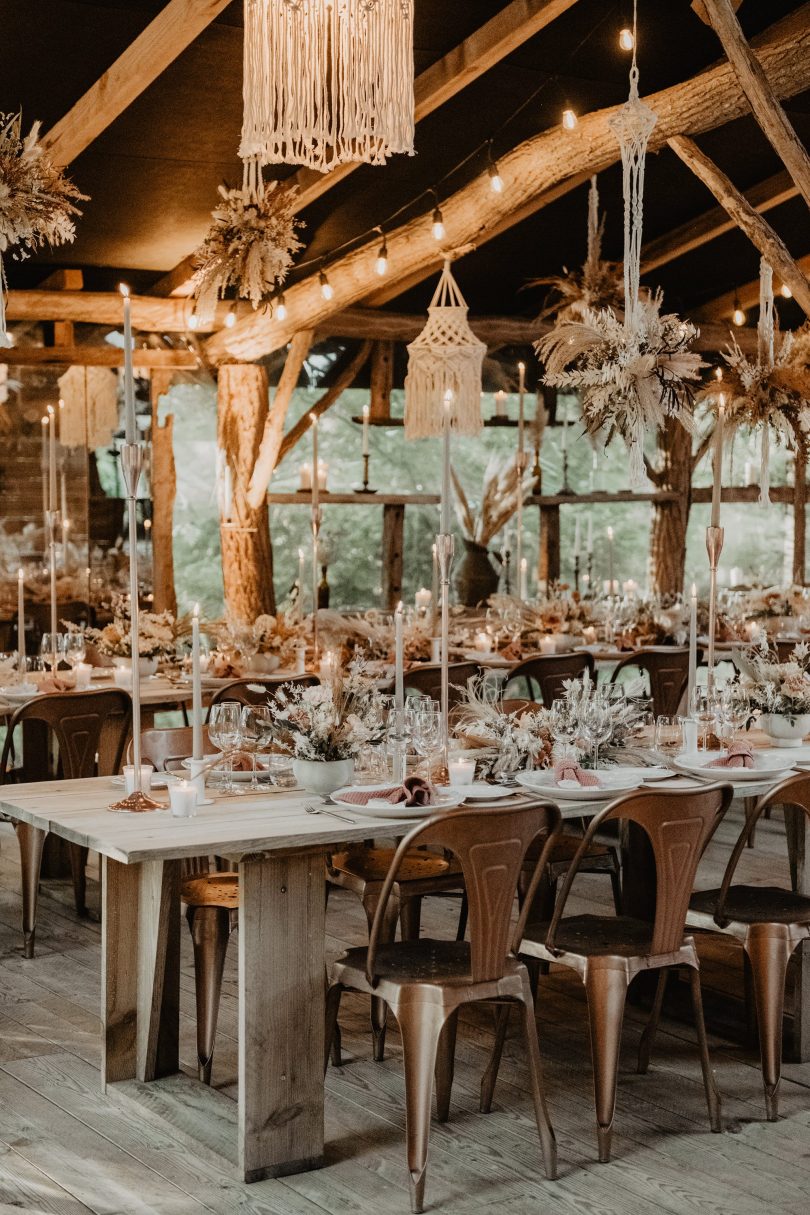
0, 805, 809, 1214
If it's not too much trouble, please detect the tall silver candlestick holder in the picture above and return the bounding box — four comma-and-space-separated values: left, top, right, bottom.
311, 504, 322, 669
45, 508, 61, 672
436, 532, 454, 780
109, 443, 162, 812
705, 525, 724, 699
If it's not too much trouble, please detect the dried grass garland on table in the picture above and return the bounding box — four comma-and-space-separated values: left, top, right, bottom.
190, 175, 303, 324
0, 111, 87, 344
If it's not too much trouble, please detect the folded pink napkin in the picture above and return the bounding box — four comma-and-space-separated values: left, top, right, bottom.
341, 776, 437, 807
552, 760, 602, 788
38, 676, 74, 694
706, 743, 755, 769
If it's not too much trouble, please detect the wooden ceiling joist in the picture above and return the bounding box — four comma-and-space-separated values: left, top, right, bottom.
204, 3, 810, 365
43, 0, 234, 168
151, 0, 582, 299
695, 252, 810, 320
640, 169, 798, 274
5, 290, 234, 332
0, 346, 198, 368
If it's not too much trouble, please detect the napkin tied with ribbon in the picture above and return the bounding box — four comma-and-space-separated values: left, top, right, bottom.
341, 776, 437, 807
552, 760, 602, 788
706, 743, 755, 769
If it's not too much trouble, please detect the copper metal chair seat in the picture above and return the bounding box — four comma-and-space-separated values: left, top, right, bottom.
181, 872, 240, 909
336, 939, 529, 986
524, 914, 660, 960
330, 846, 461, 885
690, 884, 810, 926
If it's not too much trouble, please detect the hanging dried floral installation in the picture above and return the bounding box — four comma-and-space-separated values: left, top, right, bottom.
240, 0, 415, 173
536, 4, 703, 484
404, 260, 486, 439
0, 111, 86, 345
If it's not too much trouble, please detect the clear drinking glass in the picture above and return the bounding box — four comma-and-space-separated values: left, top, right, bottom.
581, 700, 612, 769
549, 698, 578, 749
240, 705, 267, 790
654, 715, 683, 763
208, 701, 242, 794
411, 702, 442, 781
40, 633, 66, 674
64, 632, 86, 669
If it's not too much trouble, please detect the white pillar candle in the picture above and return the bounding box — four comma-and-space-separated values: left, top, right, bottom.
191, 603, 203, 761
310, 414, 319, 511
517, 363, 526, 455
169, 780, 197, 818
540, 635, 556, 655
440, 390, 452, 535
47, 405, 57, 512
120, 284, 136, 444
573, 517, 581, 559
17, 568, 25, 676
687, 581, 697, 713
711, 395, 725, 529
362, 404, 370, 456
394, 601, 405, 732
606, 526, 615, 594
474, 630, 492, 654
519, 556, 528, 600
448, 757, 475, 786
494, 390, 507, 417
299, 462, 311, 491
415, 587, 431, 611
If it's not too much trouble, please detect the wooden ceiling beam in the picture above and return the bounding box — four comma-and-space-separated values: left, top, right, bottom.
42, 0, 234, 167
640, 169, 797, 274
695, 252, 810, 321
4, 290, 239, 331
0, 346, 198, 368
205, 4, 810, 364
152, 0, 582, 298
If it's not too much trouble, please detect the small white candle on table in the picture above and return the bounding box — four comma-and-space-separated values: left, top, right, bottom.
191, 603, 203, 761
448, 757, 475, 786
394, 601, 405, 733
170, 780, 197, 818
474, 630, 492, 654
415, 587, 431, 612
687, 581, 698, 712
519, 557, 528, 600
539, 635, 556, 655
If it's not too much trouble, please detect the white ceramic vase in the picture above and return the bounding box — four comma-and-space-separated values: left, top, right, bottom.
114, 656, 158, 678
759, 713, 810, 748
292, 757, 355, 796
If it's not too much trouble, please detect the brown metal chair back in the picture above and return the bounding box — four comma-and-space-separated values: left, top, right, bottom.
403, 662, 480, 705
712, 771, 810, 926
500, 698, 544, 717
610, 647, 693, 716
0, 689, 131, 783
136, 725, 211, 771
366, 801, 561, 985
505, 651, 595, 708
543, 784, 732, 957
207, 674, 318, 714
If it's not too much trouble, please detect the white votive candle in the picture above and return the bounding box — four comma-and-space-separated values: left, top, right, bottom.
169, 780, 197, 818
415, 587, 431, 611
448, 758, 476, 786
539, 635, 556, 655
75, 662, 92, 690
474, 631, 492, 654
124, 763, 153, 795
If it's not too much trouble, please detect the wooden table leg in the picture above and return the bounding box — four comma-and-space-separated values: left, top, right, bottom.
136, 859, 181, 1082
238, 849, 326, 1182
101, 857, 140, 1088
785, 804, 810, 1061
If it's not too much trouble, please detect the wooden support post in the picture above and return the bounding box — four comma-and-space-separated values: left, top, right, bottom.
381, 504, 405, 610
648, 418, 695, 596
794, 442, 807, 586
538, 505, 560, 588
150, 371, 177, 615
217, 364, 276, 621
369, 340, 394, 419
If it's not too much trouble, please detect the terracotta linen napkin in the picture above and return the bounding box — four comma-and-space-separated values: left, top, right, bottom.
38, 676, 74, 694
706, 743, 755, 769
340, 776, 437, 807
552, 759, 602, 788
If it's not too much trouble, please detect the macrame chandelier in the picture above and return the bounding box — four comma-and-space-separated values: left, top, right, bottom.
404, 260, 486, 439
240, 0, 415, 174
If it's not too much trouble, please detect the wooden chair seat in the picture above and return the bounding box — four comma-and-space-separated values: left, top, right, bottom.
690, 884, 810, 926
330, 846, 462, 886
181, 872, 240, 909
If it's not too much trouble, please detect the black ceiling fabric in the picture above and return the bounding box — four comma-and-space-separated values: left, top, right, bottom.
1, 0, 807, 322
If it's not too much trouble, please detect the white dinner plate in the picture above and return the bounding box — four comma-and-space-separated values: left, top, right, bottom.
460, 651, 514, 667
331, 784, 466, 818
674, 754, 795, 783
516, 766, 648, 802
441, 781, 515, 802
0, 685, 41, 702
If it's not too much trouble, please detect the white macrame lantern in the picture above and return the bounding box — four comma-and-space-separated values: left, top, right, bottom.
240, 0, 415, 174
57, 365, 119, 450
404, 261, 486, 439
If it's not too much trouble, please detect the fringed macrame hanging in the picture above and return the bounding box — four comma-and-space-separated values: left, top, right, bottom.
757, 260, 776, 503
404, 260, 486, 439
57, 365, 119, 450
240, 0, 415, 174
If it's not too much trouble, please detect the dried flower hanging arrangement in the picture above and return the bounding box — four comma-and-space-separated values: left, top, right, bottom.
0, 111, 87, 344
190, 166, 303, 324
536, 4, 703, 484
450, 453, 523, 546
712, 260, 810, 503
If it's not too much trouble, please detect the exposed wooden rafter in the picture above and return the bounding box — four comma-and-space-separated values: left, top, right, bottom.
0, 346, 198, 368
695, 252, 810, 320
205, 4, 810, 364
151, 0, 582, 299
43, 0, 234, 167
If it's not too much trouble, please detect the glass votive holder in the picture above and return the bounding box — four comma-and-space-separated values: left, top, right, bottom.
430, 638, 441, 662
185, 757, 208, 803
448, 757, 476, 786
265, 754, 297, 788
169, 780, 198, 817
123, 763, 154, 795
75, 662, 92, 690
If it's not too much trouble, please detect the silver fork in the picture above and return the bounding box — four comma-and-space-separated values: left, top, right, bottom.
305, 802, 357, 824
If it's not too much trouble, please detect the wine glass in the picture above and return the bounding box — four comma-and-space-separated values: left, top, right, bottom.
64, 631, 86, 671
581, 700, 612, 769
240, 704, 269, 791
40, 633, 66, 675
208, 701, 242, 794
502, 603, 523, 647
549, 697, 578, 749
485, 606, 504, 651
719, 685, 750, 747
691, 689, 720, 751
411, 702, 442, 781
654, 716, 683, 763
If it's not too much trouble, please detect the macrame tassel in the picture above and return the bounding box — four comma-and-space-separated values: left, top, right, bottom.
757, 257, 775, 371
241, 0, 415, 173
760, 424, 771, 505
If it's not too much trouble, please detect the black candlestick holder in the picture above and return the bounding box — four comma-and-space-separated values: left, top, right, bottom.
574, 553, 580, 595
356, 452, 377, 493
558, 448, 574, 496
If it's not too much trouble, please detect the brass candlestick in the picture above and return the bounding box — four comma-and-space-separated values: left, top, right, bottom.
109, 443, 162, 812
356, 452, 376, 493
435, 532, 455, 779
705, 525, 724, 699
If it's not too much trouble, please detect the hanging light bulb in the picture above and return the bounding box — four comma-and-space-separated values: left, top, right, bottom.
188, 312, 199, 331
715, 366, 723, 381
275, 293, 287, 322
431, 203, 445, 242
619, 27, 634, 51
781, 283, 793, 298
562, 107, 578, 130
488, 161, 504, 194
732, 295, 746, 327
319, 269, 334, 301
224, 309, 236, 328
375, 232, 388, 276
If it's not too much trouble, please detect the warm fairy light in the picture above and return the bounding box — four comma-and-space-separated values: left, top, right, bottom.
375, 234, 388, 276
781, 283, 793, 298
275, 293, 288, 321
431, 204, 445, 242
619, 27, 634, 51
224, 310, 236, 328
606, 526, 614, 540
733, 305, 746, 327
715, 366, 723, 380
488, 162, 504, 194
562, 108, 578, 130
118, 283, 130, 298
319, 269, 334, 301
188, 312, 199, 331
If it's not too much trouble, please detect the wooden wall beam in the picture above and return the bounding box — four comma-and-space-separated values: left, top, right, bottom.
5, 290, 237, 332
43, 0, 234, 167
205, 4, 810, 364
0, 346, 198, 368
668, 135, 810, 319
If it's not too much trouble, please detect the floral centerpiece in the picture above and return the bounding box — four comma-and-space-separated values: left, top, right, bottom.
734, 641, 810, 744
85, 597, 178, 673
453, 675, 553, 778
269, 668, 385, 793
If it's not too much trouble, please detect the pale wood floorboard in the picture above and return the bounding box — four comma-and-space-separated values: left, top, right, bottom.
0, 807, 807, 1213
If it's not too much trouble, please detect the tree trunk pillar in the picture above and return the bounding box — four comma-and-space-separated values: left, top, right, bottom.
217, 364, 275, 621
794, 441, 807, 585
649, 419, 692, 596
150, 371, 177, 615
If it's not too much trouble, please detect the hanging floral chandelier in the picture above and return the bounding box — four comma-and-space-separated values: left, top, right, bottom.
240, 0, 415, 174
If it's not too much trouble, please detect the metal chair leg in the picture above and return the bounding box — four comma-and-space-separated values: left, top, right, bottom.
608, 850, 622, 916
519, 978, 557, 1180
68, 844, 89, 917
688, 966, 722, 1132
398, 1003, 446, 1214
637, 969, 668, 1074
745, 926, 794, 1121
455, 891, 468, 941
185, 904, 232, 1085
585, 965, 628, 1163
325, 983, 344, 1071
400, 895, 423, 942
15, 822, 46, 958
480, 1003, 511, 1114
434, 1009, 458, 1123
362, 891, 399, 1062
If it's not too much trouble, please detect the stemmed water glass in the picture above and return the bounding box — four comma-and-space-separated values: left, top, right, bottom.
410, 701, 442, 781
240, 704, 271, 791
549, 698, 578, 751
719, 685, 750, 748
485, 605, 504, 652
64, 631, 86, 671
581, 699, 612, 770
40, 633, 66, 675
208, 701, 242, 794
654, 716, 684, 764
